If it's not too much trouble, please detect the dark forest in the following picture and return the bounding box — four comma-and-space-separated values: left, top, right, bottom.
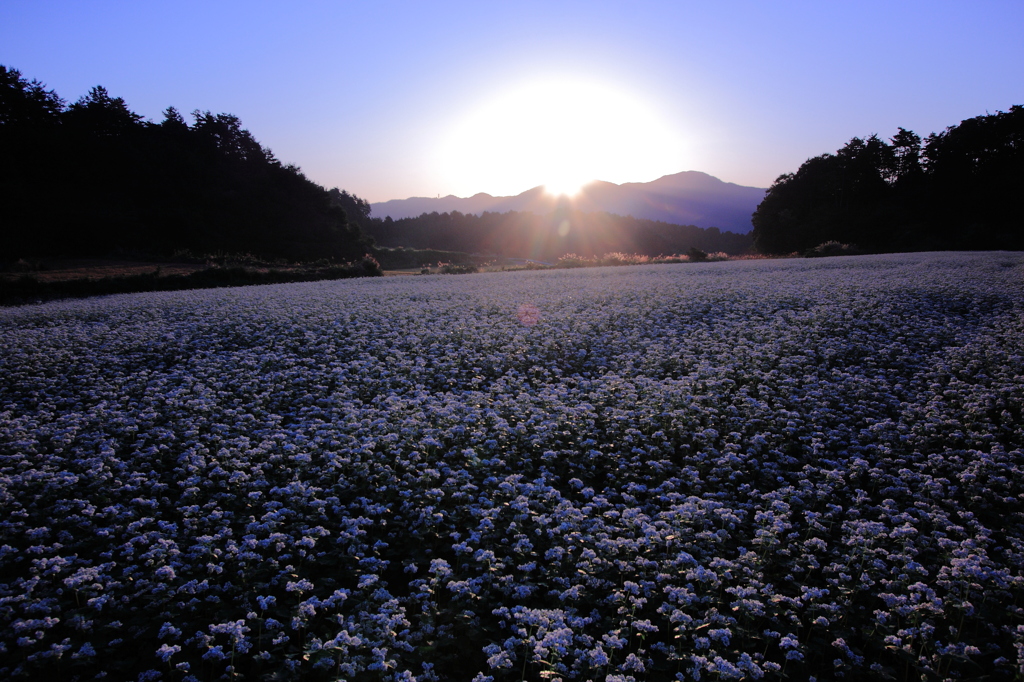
367, 208, 752, 262
0, 66, 375, 263
752, 106, 1024, 254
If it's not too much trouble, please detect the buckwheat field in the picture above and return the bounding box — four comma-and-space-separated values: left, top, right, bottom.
2, 252, 1023, 681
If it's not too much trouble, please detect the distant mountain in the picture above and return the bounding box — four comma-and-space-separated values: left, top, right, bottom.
370, 171, 767, 233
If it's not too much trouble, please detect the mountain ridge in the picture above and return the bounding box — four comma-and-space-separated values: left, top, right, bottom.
370, 171, 766, 234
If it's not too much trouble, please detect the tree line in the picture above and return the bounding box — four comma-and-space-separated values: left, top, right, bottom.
1, 66, 375, 263
367, 207, 752, 262
752, 106, 1024, 254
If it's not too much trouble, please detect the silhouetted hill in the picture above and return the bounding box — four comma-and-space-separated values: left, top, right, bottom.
371, 171, 766, 234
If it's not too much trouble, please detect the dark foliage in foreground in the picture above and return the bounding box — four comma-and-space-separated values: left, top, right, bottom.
752, 106, 1024, 254
367, 208, 752, 262
0, 66, 375, 263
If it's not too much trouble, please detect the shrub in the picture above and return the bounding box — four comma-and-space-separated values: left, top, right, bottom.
687, 247, 709, 262
439, 262, 478, 275
804, 241, 862, 258
356, 254, 383, 276
598, 252, 649, 266
556, 254, 594, 268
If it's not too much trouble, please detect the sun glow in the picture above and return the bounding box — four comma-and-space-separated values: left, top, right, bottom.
436, 77, 685, 198
543, 179, 587, 198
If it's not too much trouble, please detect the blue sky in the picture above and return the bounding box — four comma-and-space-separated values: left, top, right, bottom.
3, 1, 1022, 203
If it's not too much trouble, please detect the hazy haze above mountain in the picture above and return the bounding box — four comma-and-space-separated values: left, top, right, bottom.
370, 171, 767, 234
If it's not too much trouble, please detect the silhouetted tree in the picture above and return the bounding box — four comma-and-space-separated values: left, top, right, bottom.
886, 127, 923, 185
752, 153, 846, 254
191, 111, 273, 163
161, 106, 188, 130
752, 106, 1023, 254
0, 65, 64, 126
63, 85, 144, 137
0, 65, 375, 263
923, 105, 1024, 249
328, 188, 373, 237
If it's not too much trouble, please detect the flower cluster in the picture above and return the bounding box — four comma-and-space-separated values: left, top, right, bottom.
1, 252, 1023, 680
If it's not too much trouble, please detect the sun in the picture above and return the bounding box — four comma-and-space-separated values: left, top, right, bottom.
435, 76, 684, 198
543, 178, 587, 197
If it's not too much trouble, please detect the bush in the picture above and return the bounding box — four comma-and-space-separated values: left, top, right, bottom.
439, 262, 478, 275
556, 253, 594, 268
804, 241, 863, 258
355, 254, 383, 276
687, 247, 709, 262
598, 252, 649, 266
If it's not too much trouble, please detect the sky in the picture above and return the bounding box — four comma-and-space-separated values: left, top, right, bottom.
2, 1, 1022, 204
